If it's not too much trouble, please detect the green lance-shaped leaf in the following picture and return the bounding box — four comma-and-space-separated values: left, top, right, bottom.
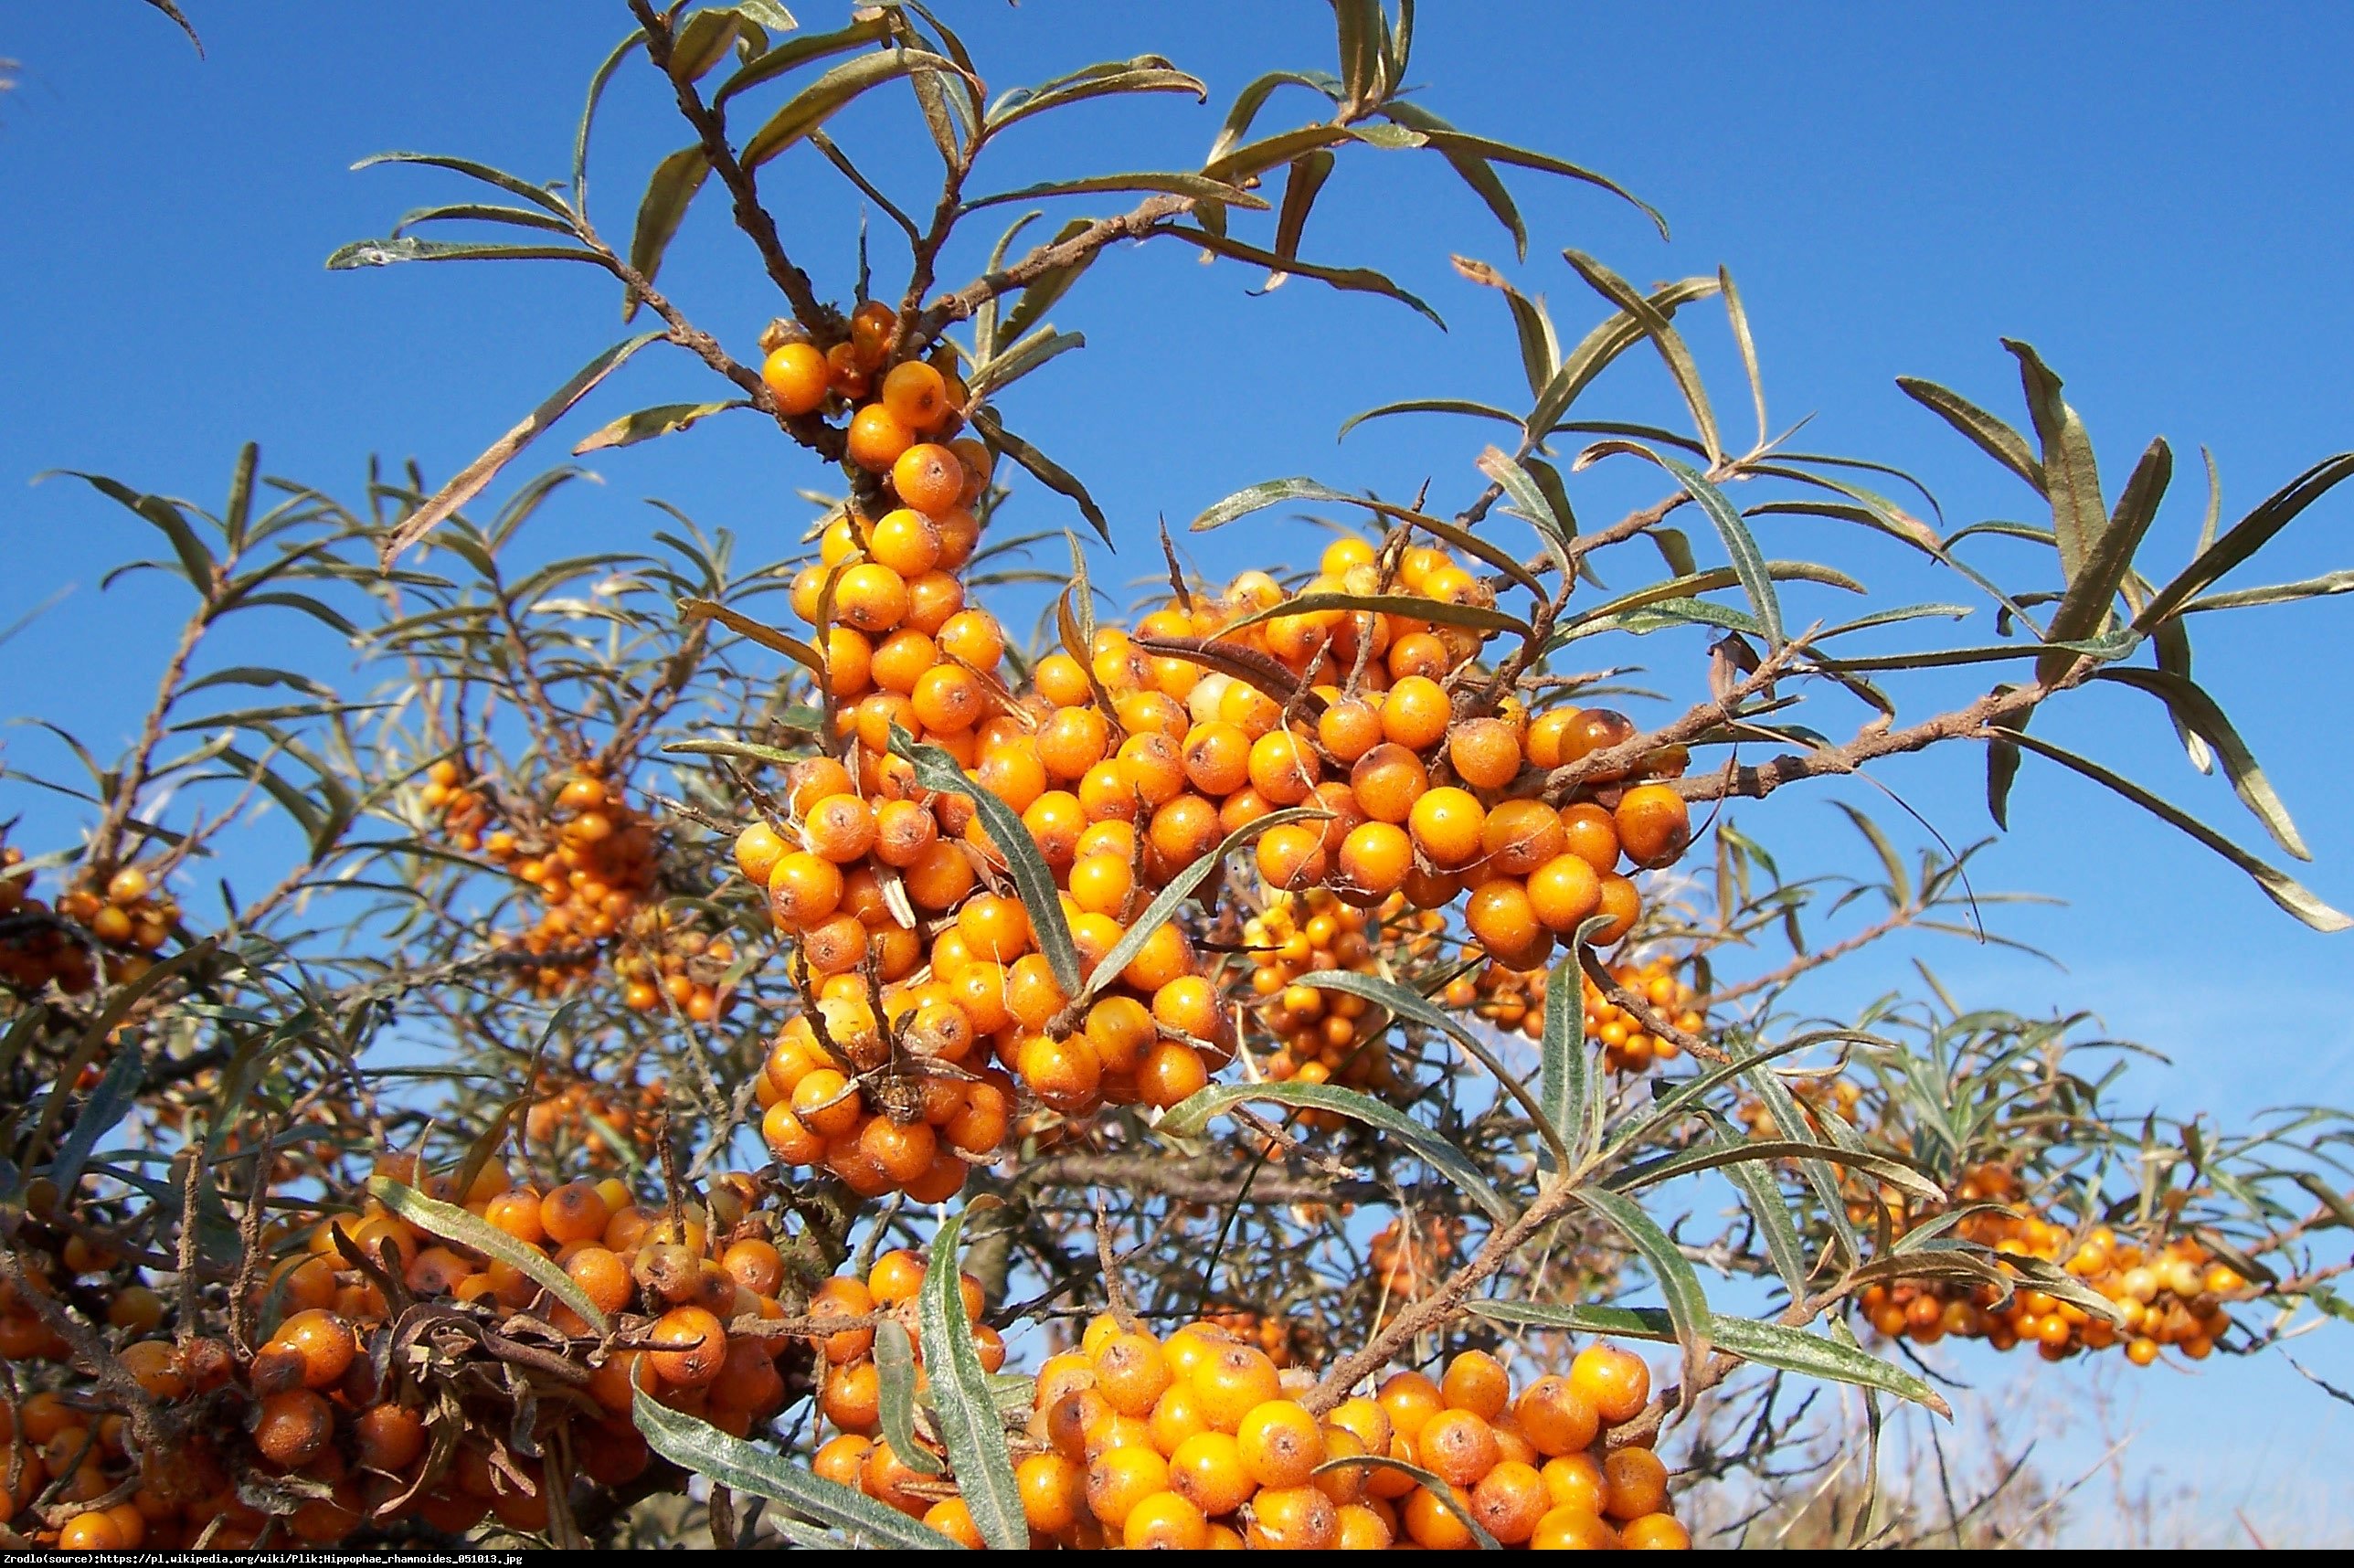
376, 334, 663, 568
966, 406, 1112, 547
348, 151, 572, 215
1161, 1081, 1512, 1224
2180, 567, 2354, 614
631, 1393, 952, 1549
872, 1320, 946, 1475
1001, 217, 1098, 348
965, 328, 1086, 400
575, 400, 749, 453
368, 1177, 609, 1332
1298, 969, 1567, 1173
669, 6, 748, 82
1224, 589, 1530, 641
1453, 258, 1556, 399
1539, 918, 1620, 1169
986, 58, 1208, 132
1555, 560, 1862, 639
1085, 807, 1328, 1002
1273, 151, 1339, 273
1528, 276, 1721, 438
1994, 728, 2349, 931
1164, 227, 1444, 329
574, 32, 646, 218
136, 0, 203, 55
742, 48, 956, 169
1563, 249, 1720, 465
1333, 0, 1385, 107
1895, 376, 2045, 495
890, 726, 1084, 996
961, 170, 1264, 213
2003, 339, 2105, 582
326, 237, 599, 268
1579, 444, 1784, 647
1472, 1301, 1948, 1416
625, 144, 711, 316
917, 1208, 1027, 1549
1339, 398, 1524, 440
1205, 70, 1341, 167
48, 472, 217, 599
679, 598, 823, 673
1714, 1131, 1814, 1306
47, 1027, 151, 1198
716, 16, 898, 106
2038, 436, 2170, 683
1571, 1187, 1710, 1402
1607, 1139, 1945, 1204
2094, 666, 2307, 859
1720, 265, 1767, 450
2135, 450, 2354, 627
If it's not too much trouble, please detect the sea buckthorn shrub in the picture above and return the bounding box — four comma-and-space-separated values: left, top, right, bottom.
5, 0, 2353, 1552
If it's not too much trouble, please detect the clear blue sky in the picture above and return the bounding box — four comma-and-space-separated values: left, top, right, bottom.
5, 2, 2349, 1542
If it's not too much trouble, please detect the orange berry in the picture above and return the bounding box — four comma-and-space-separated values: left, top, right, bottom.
1018, 1452, 1087, 1533
1466, 879, 1553, 969
1601, 1446, 1669, 1521
1528, 853, 1603, 934
1087, 1443, 1171, 1531
1168, 1431, 1255, 1517
1124, 1489, 1209, 1550
1482, 799, 1564, 876
892, 442, 965, 516
648, 1306, 727, 1387
1193, 1343, 1283, 1435
1256, 821, 1328, 891
1251, 1484, 1341, 1550
833, 562, 910, 634
879, 360, 950, 431
1235, 1399, 1323, 1489
1516, 1377, 1600, 1457
1621, 1511, 1691, 1549
1381, 676, 1452, 750
1418, 1407, 1500, 1487
1558, 802, 1621, 873
1407, 786, 1486, 869
1441, 1349, 1511, 1420
1591, 873, 1641, 945
1247, 729, 1321, 806
847, 403, 915, 472
254, 1389, 334, 1467
1615, 784, 1691, 868
1449, 716, 1522, 789
1471, 1458, 1549, 1545
761, 341, 830, 416
1570, 1342, 1651, 1425
1532, 1503, 1620, 1550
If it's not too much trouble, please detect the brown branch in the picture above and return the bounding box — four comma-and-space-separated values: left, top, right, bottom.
912, 195, 1196, 340
88, 599, 212, 885
1540, 635, 1808, 803
1303, 1177, 1577, 1414
626, 0, 831, 332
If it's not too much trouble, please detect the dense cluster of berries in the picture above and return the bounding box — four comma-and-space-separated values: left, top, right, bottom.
1444, 953, 1702, 1075
0, 851, 175, 995
418, 758, 493, 854
520, 1068, 667, 1156
1196, 1307, 1329, 1372
1735, 1075, 1862, 1139
798, 1247, 1003, 1517
0, 1156, 811, 1549
1861, 1165, 2248, 1364
1246, 889, 1418, 1104
980, 1326, 1688, 1549
1369, 1214, 1468, 1314
478, 771, 660, 997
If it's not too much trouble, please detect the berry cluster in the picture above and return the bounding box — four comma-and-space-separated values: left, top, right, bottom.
479, 771, 660, 997
1246, 889, 1415, 1105
1861, 1165, 2248, 1365
1, 852, 175, 995
0, 1156, 815, 1550
993, 1328, 1689, 1550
